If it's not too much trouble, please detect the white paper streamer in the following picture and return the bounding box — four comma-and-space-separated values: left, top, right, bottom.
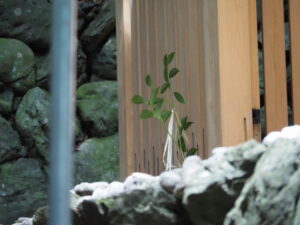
163, 109, 176, 170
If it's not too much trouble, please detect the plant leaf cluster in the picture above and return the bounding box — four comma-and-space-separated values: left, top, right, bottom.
131, 52, 198, 159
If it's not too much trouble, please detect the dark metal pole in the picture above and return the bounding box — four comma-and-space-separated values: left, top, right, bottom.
50, 0, 77, 224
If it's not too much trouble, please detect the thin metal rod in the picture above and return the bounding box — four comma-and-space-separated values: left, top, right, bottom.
50, 0, 77, 224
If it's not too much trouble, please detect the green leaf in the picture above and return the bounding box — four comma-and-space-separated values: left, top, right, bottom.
174, 92, 185, 104
183, 121, 193, 130
154, 98, 164, 110
180, 116, 188, 126
163, 54, 168, 66
185, 148, 198, 157
161, 110, 172, 122
131, 95, 144, 104
153, 109, 162, 120
178, 136, 187, 152
164, 67, 169, 82
161, 83, 170, 94
167, 52, 175, 65
150, 87, 160, 104
145, 75, 152, 87
140, 109, 153, 119
169, 68, 179, 78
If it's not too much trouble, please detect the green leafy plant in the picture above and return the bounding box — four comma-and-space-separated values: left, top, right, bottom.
131, 52, 198, 161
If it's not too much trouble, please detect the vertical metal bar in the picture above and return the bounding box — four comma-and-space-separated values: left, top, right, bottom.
50, 0, 77, 224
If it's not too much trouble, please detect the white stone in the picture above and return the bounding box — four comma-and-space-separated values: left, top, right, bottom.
159, 169, 182, 193
263, 125, 300, 146
74, 181, 109, 195
182, 155, 202, 169
106, 181, 124, 197
123, 172, 158, 192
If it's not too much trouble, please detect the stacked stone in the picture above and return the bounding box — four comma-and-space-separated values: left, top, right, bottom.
0, 0, 119, 224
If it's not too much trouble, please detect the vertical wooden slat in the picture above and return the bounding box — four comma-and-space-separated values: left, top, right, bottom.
262, 0, 288, 132
131, 0, 140, 172
248, 0, 261, 141
201, 0, 222, 153
195, 0, 208, 158
289, 0, 300, 124
218, 0, 253, 145
147, 0, 157, 174
135, 0, 144, 172
116, 0, 134, 179
139, 0, 149, 173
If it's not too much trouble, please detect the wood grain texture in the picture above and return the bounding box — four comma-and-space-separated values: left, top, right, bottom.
289, 0, 300, 124
117, 0, 261, 176
116, 0, 135, 179
262, 0, 288, 132
248, 0, 261, 141
217, 0, 253, 146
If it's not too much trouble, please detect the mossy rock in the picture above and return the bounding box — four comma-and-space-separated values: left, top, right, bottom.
0, 115, 25, 163
0, 38, 35, 90
74, 134, 119, 184
0, 159, 47, 225
77, 81, 118, 137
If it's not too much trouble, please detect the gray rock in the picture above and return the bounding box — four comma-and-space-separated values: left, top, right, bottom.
109, 185, 188, 225
74, 181, 109, 196
35, 54, 50, 89
74, 134, 119, 184
0, 159, 47, 225
76, 81, 118, 137
0, 38, 35, 85
35, 44, 87, 89
224, 138, 300, 225
81, 0, 115, 54
32, 206, 48, 225
11, 70, 36, 94
0, 115, 24, 163
159, 169, 182, 194
15, 87, 49, 160
90, 35, 117, 81
0, 0, 51, 51
182, 140, 266, 225
0, 89, 14, 115
12, 217, 32, 225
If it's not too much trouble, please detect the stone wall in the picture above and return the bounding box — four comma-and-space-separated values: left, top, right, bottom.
0, 0, 119, 224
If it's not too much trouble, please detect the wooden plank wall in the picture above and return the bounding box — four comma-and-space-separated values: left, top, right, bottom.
260, 0, 300, 132
262, 0, 288, 133
117, 0, 261, 179
289, 0, 300, 124
117, 0, 206, 179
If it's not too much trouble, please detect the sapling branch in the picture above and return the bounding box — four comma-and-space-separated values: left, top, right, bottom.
131, 52, 198, 167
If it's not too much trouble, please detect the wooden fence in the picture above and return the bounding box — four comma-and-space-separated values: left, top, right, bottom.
116, 0, 300, 179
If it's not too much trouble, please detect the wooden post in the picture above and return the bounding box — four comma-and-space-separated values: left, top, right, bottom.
262, 0, 288, 132
289, 0, 300, 124
201, 0, 257, 153
116, 0, 135, 179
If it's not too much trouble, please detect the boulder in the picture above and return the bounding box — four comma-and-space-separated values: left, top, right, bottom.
15, 87, 49, 160
224, 138, 300, 225
0, 115, 25, 163
182, 140, 266, 225
76, 81, 118, 137
0, 0, 51, 51
90, 35, 117, 81
35, 44, 87, 89
12, 217, 32, 225
0, 89, 14, 115
74, 134, 119, 184
0, 159, 47, 225
0, 38, 35, 91
108, 173, 189, 225
80, 0, 115, 54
